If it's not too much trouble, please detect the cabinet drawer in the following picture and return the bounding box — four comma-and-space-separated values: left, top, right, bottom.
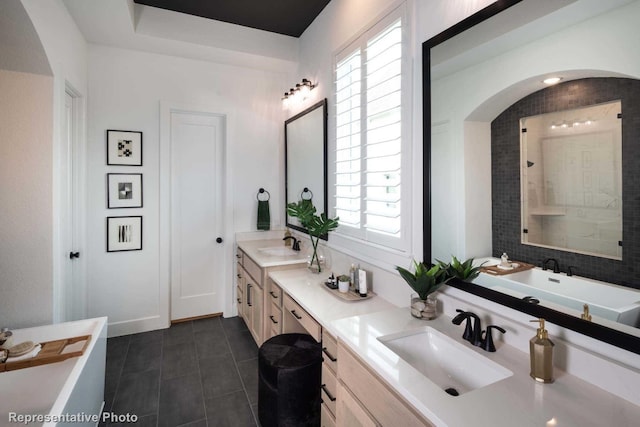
338, 342, 433, 427
268, 301, 282, 332
267, 280, 283, 307
236, 285, 243, 316
283, 294, 321, 341
244, 254, 262, 286
336, 381, 379, 427
322, 330, 338, 374
236, 263, 244, 286
322, 363, 337, 416
321, 401, 336, 427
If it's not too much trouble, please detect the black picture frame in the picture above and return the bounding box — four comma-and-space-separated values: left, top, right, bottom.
107, 216, 143, 252
107, 173, 143, 209
107, 129, 143, 166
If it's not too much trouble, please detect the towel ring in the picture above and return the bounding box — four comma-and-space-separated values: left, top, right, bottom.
301, 187, 313, 201
257, 188, 270, 201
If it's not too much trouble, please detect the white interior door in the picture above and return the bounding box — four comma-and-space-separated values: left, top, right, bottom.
57, 90, 84, 322
170, 111, 225, 320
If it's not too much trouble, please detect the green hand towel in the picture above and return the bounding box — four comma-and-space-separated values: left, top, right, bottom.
257, 200, 270, 230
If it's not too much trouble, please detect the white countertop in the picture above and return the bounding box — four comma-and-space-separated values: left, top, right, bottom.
332, 307, 640, 427
268, 269, 395, 337
237, 239, 308, 267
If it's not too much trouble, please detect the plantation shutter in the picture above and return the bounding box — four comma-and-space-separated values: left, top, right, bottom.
334, 18, 403, 243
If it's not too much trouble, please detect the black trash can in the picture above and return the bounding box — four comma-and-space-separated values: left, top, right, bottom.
258, 333, 322, 427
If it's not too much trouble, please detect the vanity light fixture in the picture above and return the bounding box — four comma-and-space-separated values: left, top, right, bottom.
282, 78, 316, 109
543, 76, 562, 85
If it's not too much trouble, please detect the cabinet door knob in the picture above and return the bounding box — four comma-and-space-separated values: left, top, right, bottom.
69, 251, 80, 259
216, 237, 223, 243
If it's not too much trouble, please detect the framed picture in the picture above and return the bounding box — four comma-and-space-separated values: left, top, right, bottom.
107, 173, 143, 208
107, 216, 142, 252
107, 130, 143, 166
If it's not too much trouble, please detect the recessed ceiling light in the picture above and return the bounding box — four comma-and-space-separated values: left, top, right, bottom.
543, 77, 562, 85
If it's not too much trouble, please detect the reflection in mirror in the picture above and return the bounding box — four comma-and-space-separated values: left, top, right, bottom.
423, 0, 640, 354
521, 101, 622, 259
285, 99, 328, 237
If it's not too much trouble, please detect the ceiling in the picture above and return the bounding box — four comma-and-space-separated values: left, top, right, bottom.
133, 0, 332, 38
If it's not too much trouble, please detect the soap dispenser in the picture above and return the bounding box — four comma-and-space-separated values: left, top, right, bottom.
529, 318, 554, 383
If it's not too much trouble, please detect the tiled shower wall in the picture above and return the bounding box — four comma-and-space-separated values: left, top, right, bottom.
491, 77, 640, 290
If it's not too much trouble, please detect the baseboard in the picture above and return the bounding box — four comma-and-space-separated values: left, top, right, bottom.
107, 315, 168, 338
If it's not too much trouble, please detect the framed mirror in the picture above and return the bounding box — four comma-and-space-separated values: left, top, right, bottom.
285, 99, 328, 237
423, 0, 640, 354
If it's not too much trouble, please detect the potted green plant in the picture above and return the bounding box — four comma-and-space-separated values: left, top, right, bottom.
437, 256, 485, 282
287, 200, 339, 273
396, 260, 448, 320
337, 275, 350, 293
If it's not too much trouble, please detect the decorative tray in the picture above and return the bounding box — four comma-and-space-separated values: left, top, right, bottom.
0, 335, 91, 373
322, 282, 374, 302
480, 261, 534, 276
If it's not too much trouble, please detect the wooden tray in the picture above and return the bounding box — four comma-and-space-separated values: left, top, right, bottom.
322, 282, 374, 301
480, 261, 535, 276
0, 335, 91, 373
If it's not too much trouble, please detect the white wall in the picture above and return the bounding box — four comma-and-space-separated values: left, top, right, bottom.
86, 45, 289, 335
0, 69, 53, 328
21, 0, 89, 323
0, 0, 87, 328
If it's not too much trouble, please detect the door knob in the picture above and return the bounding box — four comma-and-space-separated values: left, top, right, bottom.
216, 237, 223, 243
69, 251, 80, 259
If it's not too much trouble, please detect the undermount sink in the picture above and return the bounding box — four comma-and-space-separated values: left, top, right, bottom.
378, 326, 512, 396
257, 246, 299, 257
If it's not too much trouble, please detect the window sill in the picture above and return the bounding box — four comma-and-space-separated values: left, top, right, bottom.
326, 232, 415, 274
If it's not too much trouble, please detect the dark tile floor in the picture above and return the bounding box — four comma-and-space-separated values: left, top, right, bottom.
104, 316, 260, 427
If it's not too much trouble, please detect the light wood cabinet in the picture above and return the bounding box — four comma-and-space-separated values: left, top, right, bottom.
249, 281, 263, 341
235, 246, 306, 346
321, 399, 338, 427
337, 341, 433, 427
236, 285, 243, 317
282, 293, 321, 341
266, 279, 283, 340
236, 248, 262, 343
336, 381, 379, 427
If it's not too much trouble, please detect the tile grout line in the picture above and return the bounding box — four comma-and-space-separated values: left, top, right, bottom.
221, 319, 259, 426
106, 335, 130, 422
195, 319, 210, 427
155, 331, 164, 427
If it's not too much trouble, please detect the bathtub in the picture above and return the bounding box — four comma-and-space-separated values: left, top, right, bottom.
0, 317, 107, 427
473, 264, 640, 328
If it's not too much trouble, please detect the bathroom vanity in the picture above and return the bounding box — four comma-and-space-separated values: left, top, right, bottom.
235, 238, 640, 426
268, 268, 640, 426
235, 239, 308, 345
267, 268, 394, 427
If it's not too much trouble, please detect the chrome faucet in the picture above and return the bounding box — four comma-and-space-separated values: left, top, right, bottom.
282, 236, 300, 251
542, 258, 560, 273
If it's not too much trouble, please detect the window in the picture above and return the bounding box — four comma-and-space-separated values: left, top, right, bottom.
334, 8, 409, 251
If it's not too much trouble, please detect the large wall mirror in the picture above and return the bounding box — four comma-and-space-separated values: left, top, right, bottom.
285, 99, 328, 236
423, 0, 640, 354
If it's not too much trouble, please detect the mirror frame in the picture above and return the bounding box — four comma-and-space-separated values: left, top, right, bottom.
285, 98, 329, 238
422, 0, 640, 355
